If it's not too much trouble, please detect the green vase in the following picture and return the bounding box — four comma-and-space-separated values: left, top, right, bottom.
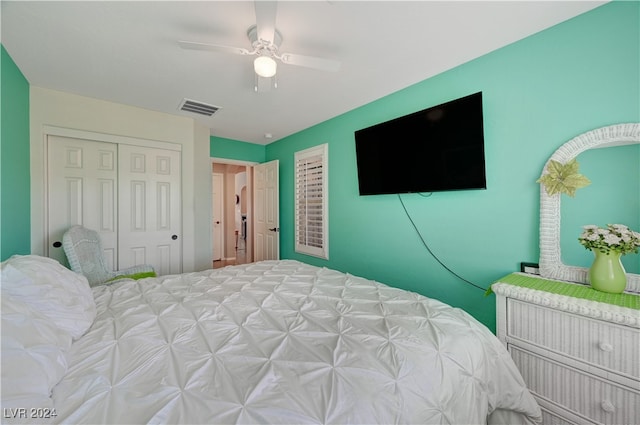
589, 250, 627, 294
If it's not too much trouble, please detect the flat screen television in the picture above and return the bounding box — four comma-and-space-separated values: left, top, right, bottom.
354, 92, 486, 195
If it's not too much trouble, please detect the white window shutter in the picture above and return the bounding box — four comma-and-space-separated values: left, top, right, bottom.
295, 144, 328, 259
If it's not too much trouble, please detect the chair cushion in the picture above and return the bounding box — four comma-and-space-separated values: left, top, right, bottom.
106, 270, 157, 283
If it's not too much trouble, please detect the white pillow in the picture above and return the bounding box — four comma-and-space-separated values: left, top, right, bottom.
0, 255, 96, 340
1, 293, 71, 413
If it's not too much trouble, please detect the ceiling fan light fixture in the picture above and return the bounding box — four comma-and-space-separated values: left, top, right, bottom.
254, 55, 277, 78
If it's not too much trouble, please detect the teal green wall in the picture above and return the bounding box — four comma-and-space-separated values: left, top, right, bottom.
1, 45, 30, 261
1, 4, 638, 330
211, 136, 266, 163
265, 2, 640, 331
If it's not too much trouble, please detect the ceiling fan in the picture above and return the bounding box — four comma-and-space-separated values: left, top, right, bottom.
179, 1, 341, 92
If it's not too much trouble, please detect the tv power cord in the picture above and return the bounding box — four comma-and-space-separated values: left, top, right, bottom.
397, 193, 488, 292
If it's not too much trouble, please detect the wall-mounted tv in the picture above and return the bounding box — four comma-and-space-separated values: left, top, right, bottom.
354, 92, 486, 196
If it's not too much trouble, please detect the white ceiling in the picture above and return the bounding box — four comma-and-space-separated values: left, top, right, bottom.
1, 1, 606, 145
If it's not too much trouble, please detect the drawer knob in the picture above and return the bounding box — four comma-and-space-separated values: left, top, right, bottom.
599, 342, 614, 352
601, 400, 615, 413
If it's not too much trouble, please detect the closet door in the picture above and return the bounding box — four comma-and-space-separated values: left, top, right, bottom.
118, 144, 182, 275
47, 136, 118, 268
47, 136, 182, 275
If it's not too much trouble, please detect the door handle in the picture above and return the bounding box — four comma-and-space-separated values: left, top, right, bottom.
171, 235, 178, 240
268, 227, 279, 232
53, 241, 62, 248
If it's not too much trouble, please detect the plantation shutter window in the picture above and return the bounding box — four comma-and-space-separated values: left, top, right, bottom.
295, 144, 328, 259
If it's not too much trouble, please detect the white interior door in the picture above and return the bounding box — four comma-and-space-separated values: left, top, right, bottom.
47, 136, 118, 267
118, 144, 182, 275
47, 136, 182, 275
212, 172, 223, 261
254, 160, 279, 261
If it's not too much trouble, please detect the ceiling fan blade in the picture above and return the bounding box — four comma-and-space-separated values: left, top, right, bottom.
178, 40, 251, 56
279, 53, 341, 72
254, 1, 277, 44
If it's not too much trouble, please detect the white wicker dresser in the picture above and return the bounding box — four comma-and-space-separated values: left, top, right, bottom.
492, 273, 640, 425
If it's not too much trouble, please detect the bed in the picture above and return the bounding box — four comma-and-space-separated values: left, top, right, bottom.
1, 255, 541, 424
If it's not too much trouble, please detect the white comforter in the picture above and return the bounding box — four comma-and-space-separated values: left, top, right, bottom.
52, 260, 540, 424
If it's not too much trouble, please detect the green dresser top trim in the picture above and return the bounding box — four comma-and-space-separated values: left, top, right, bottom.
493, 273, 640, 310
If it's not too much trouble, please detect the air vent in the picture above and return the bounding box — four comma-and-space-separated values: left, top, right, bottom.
178, 99, 220, 117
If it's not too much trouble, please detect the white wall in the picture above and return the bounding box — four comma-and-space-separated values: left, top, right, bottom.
29, 86, 212, 272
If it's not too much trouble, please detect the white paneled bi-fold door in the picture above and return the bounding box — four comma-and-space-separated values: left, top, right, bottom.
117, 144, 182, 274
47, 135, 182, 276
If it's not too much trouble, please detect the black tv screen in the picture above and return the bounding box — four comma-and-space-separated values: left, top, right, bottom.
354, 92, 486, 195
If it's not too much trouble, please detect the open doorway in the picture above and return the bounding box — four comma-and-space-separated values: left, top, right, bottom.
211, 159, 255, 268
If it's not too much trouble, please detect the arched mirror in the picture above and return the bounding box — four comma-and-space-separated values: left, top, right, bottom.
538, 123, 640, 293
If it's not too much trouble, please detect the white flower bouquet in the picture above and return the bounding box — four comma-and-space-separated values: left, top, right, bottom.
578, 224, 640, 255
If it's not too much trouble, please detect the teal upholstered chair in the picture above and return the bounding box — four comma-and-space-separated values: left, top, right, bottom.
62, 225, 156, 286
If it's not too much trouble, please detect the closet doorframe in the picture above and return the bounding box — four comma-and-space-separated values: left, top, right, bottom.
41, 126, 183, 273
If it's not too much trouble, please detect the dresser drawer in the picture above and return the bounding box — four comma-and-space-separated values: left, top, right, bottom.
507, 299, 640, 379
510, 346, 639, 425
540, 407, 587, 425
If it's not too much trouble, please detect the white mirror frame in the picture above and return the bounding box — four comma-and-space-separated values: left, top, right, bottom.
539, 123, 640, 293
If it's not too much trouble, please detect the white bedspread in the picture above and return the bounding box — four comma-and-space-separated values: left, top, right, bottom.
52, 260, 540, 424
